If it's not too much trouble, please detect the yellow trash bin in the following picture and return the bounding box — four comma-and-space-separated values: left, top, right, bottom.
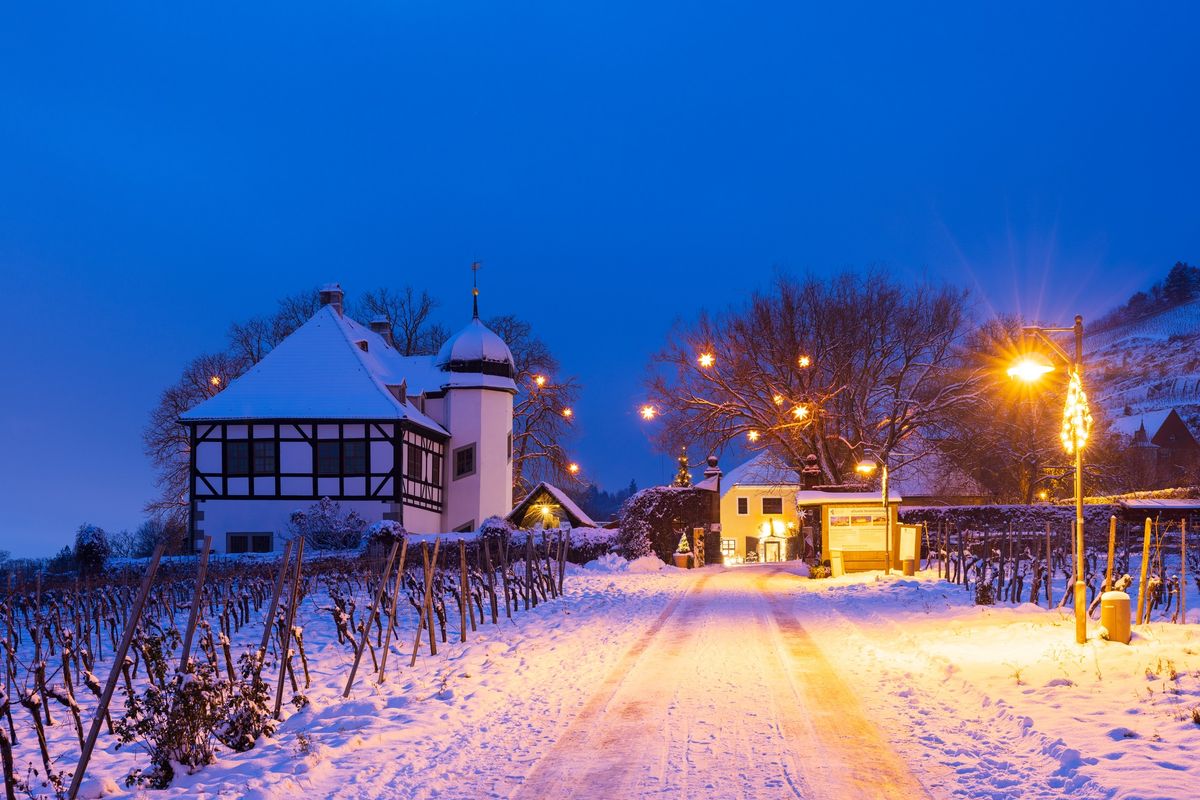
1100, 591, 1131, 644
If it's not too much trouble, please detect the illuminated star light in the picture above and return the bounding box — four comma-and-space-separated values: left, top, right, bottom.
798, 355, 811, 368
209, 375, 222, 386
698, 352, 715, 368
567, 463, 580, 475
792, 405, 809, 420
562, 407, 574, 418
747, 430, 760, 442
533, 374, 547, 387
772, 394, 784, 405
640, 404, 657, 420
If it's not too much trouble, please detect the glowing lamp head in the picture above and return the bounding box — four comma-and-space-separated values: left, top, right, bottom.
640, 404, 657, 421
798, 355, 811, 368
1006, 358, 1054, 382
855, 461, 878, 477
698, 352, 715, 368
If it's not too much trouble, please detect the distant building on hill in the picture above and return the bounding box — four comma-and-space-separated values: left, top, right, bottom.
1113, 408, 1200, 488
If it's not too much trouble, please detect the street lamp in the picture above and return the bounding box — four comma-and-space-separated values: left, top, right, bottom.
856, 459, 891, 575
1010, 315, 1090, 644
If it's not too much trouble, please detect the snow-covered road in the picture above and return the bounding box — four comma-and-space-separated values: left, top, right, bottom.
515, 566, 928, 799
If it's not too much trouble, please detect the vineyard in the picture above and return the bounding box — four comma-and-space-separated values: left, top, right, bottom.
0, 525, 576, 798
917, 515, 1198, 623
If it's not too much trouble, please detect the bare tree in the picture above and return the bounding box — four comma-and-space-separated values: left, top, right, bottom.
357, 286, 449, 355
487, 315, 583, 498
645, 270, 981, 484
143, 351, 246, 528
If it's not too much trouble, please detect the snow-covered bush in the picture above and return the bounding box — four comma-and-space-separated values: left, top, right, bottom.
361, 520, 406, 557
74, 523, 111, 575
566, 527, 620, 563
479, 515, 514, 540
115, 639, 228, 788
288, 498, 367, 550
617, 486, 715, 562
217, 652, 277, 753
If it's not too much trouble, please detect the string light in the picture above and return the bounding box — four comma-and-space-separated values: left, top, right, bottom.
209, 375, 222, 386
640, 404, 657, 420
747, 430, 760, 442
533, 374, 547, 387
562, 407, 573, 419
698, 352, 715, 368
1060, 370, 1092, 454
772, 394, 784, 405
798, 355, 811, 368
567, 463, 580, 475
792, 405, 809, 420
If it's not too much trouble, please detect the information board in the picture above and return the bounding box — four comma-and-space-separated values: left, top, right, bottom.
827, 506, 888, 552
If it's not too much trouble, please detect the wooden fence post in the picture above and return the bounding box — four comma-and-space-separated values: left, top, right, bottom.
458, 539, 469, 643
1179, 519, 1187, 625
409, 538, 441, 667
1045, 523, 1053, 607
67, 543, 166, 800
1136, 517, 1152, 625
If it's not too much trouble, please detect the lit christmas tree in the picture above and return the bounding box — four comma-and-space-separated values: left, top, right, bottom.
673, 449, 692, 487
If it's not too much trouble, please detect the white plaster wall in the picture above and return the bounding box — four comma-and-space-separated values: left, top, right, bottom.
442, 387, 514, 531
402, 506, 442, 534
197, 497, 391, 554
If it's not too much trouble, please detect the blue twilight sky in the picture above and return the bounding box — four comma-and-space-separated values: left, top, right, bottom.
1, 3, 1198, 557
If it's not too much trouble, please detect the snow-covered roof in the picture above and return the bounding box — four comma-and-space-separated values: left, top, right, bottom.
507, 482, 599, 528
795, 490, 902, 506
1109, 409, 1172, 438
181, 305, 447, 433
1119, 498, 1200, 510
720, 452, 801, 496
436, 318, 515, 369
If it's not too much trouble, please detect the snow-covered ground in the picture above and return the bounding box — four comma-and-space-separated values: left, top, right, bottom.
30, 560, 1200, 799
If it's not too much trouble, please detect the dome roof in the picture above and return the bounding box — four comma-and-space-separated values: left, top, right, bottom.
436, 318, 516, 378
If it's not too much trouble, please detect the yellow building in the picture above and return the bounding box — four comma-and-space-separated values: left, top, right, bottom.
717, 453, 804, 563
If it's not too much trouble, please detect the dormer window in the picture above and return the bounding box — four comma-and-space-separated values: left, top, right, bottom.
356, 340, 368, 352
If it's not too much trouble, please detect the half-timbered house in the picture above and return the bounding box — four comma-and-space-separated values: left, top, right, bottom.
180, 284, 516, 554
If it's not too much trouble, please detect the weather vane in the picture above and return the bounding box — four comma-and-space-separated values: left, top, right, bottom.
472, 260, 481, 318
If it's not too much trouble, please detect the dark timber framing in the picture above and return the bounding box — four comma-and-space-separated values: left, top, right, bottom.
186, 418, 448, 548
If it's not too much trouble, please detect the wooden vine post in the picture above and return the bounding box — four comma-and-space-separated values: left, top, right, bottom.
67, 542, 167, 800
409, 538, 441, 667
1179, 519, 1187, 625
343, 540, 401, 697
377, 537, 410, 682
273, 536, 305, 720
1045, 523, 1053, 607
178, 535, 214, 672
1104, 515, 1116, 594
1135, 517, 1152, 625
257, 540, 293, 671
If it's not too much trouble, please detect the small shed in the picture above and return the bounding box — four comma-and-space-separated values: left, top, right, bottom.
797, 490, 904, 573
507, 482, 599, 530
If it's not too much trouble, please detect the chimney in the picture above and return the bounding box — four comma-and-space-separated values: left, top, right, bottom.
369, 316, 394, 347
319, 283, 344, 316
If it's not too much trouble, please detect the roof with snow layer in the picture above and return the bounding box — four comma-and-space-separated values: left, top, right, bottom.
1109, 409, 1173, 438
720, 452, 802, 497
507, 481, 599, 528
181, 305, 447, 434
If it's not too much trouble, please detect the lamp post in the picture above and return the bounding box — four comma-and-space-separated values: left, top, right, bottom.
856, 458, 891, 575
1009, 315, 1089, 645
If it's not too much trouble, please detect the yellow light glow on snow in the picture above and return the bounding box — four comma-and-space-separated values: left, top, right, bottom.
1060, 370, 1092, 454
698, 352, 715, 368
1006, 358, 1054, 382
